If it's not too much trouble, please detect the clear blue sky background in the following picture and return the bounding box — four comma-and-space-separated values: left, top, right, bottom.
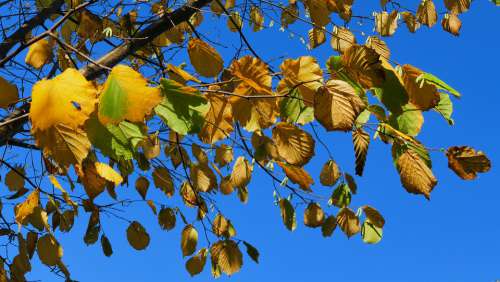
2, 1, 499, 281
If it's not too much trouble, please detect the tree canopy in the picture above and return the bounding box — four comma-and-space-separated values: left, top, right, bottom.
0, 0, 494, 280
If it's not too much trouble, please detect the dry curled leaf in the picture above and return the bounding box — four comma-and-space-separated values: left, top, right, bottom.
446, 146, 491, 180
416, 0, 437, 27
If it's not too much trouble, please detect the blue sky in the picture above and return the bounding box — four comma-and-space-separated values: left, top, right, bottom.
2, 1, 499, 282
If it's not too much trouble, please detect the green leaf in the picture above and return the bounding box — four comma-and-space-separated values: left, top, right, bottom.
355, 109, 371, 127
86, 115, 145, 160
417, 72, 461, 98
155, 79, 209, 135
372, 66, 408, 114
388, 104, 423, 137
279, 89, 314, 125
328, 183, 351, 208
434, 93, 454, 125
326, 56, 366, 102
361, 220, 383, 244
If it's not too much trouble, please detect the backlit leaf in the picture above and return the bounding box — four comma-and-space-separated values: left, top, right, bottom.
181, 224, 198, 257
320, 160, 341, 186
25, 39, 52, 69
186, 248, 207, 276
126, 221, 150, 250
37, 235, 63, 266
187, 38, 224, 77
279, 198, 296, 231
303, 203, 325, 228
394, 146, 437, 199
210, 240, 243, 276
336, 207, 360, 238
272, 122, 315, 166
446, 146, 491, 180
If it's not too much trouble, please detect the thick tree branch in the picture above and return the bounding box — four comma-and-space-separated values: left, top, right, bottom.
0, 0, 65, 65
0, 0, 212, 147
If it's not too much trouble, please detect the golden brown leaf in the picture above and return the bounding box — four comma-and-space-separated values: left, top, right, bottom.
401, 11, 421, 33
227, 12, 243, 32
374, 11, 399, 37
181, 224, 198, 257
395, 147, 437, 199
210, 240, 243, 276
277, 162, 313, 192
314, 80, 366, 131
336, 207, 360, 238
341, 45, 385, 88
272, 122, 315, 166
446, 146, 491, 180
320, 159, 341, 186
444, 0, 470, 14
158, 207, 176, 231
303, 203, 325, 228
279, 198, 296, 231
212, 213, 236, 238
215, 145, 233, 167
401, 64, 440, 110
5, 167, 25, 191
15, 189, 40, 224
362, 206, 385, 228
416, 0, 438, 27
330, 27, 356, 53
442, 13, 462, 36
186, 248, 207, 276
135, 176, 149, 200
190, 163, 217, 192
280, 56, 323, 106
153, 167, 174, 197
321, 215, 337, 237
308, 28, 326, 49
199, 94, 234, 144
365, 36, 390, 60
187, 38, 224, 78
230, 156, 253, 189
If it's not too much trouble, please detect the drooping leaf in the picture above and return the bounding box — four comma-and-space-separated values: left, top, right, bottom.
212, 213, 236, 238
190, 163, 217, 192
181, 224, 198, 257
5, 167, 25, 191
352, 128, 370, 176
446, 146, 491, 180
243, 241, 259, 264
199, 93, 234, 144
98, 65, 161, 125
362, 206, 385, 228
135, 176, 149, 200
215, 145, 233, 167
152, 167, 174, 197
401, 64, 440, 111
186, 248, 207, 276
341, 45, 385, 89
279, 88, 314, 125
336, 207, 360, 238
279, 198, 296, 231
442, 13, 462, 36
15, 189, 40, 224
321, 215, 337, 237
37, 235, 63, 266
25, 39, 52, 69
303, 203, 325, 228
330, 27, 356, 53
320, 160, 341, 186
435, 93, 454, 125
394, 146, 437, 199
230, 157, 253, 189
126, 221, 150, 250
361, 220, 383, 244
277, 162, 314, 192
158, 207, 176, 231
279, 56, 323, 106
416, 0, 437, 27
210, 240, 243, 276
100, 234, 113, 257
374, 11, 399, 37
329, 183, 351, 208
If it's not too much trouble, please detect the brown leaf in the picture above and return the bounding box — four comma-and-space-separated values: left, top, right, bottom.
210, 240, 243, 276
187, 38, 224, 77
352, 128, 370, 176
365, 36, 390, 60
181, 224, 198, 257
212, 213, 236, 238
444, 0, 470, 14
135, 176, 149, 200
321, 215, 337, 237
401, 11, 421, 33
374, 11, 399, 37
442, 13, 462, 36
152, 167, 174, 197
446, 146, 491, 180
215, 145, 234, 167
401, 64, 440, 110
126, 221, 150, 250
279, 198, 296, 231
158, 207, 176, 231
190, 163, 217, 192
230, 156, 253, 189
199, 94, 234, 144
362, 206, 385, 228
330, 27, 356, 53
279, 56, 323, 106
186, 248, 207, 276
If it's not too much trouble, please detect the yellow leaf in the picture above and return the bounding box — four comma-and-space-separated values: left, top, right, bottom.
395, 147, 437, 199
272, 122, 315, 166
181, 224, 198, 257
446, 146, 491, 180
319, 160, 341, 186
76, 161, 107, 200
37, 235, 63, 266
280, 56, 323, 106
230, 156, 253, 189
0, 76, 18, 108
308, 27, 326, 49
25, 39, 52, 69
30, 68, 97, 132
95, 162, 123, 186
190, 163, 217, 192
250, 6, 264, 32
227, 12, 243, 32
303, 0, 331, 26
187, 38, 224, 78
98, 65, 162, 125
212, 213, 236, 238
366, 36, 390, 60
166, 63, 201, 84
15, 189, 40, 224
444, 0, 470, 14
314, 80, 366, 131
303, 203, 325, 228
336, 207, 360, 238
126, 221, 150, 250
141, 133, 161, 159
